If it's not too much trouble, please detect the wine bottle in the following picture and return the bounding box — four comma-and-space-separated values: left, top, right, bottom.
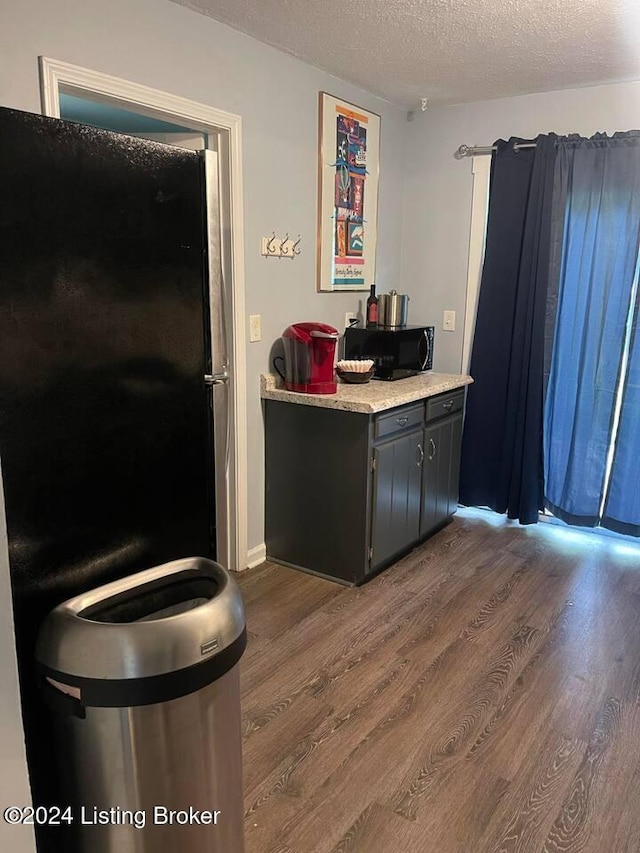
366, 284, 378, 328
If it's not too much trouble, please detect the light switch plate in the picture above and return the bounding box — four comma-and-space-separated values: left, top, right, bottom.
249, 314, 261, 342
443, 310, 456, 332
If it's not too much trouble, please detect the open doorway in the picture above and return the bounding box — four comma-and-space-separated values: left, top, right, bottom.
60, 91, 207, 149
39, 57, 248, 573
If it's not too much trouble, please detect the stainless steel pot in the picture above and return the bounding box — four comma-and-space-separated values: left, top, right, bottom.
378, 290, 409, 327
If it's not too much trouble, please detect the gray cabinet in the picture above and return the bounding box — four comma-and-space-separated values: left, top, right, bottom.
265, 402, 371, 585
264, 387, 465, 585
420, 411, 463, 537
370, 428, 423, 569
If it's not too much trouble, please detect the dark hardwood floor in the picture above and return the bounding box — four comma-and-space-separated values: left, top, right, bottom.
237, 510, 640, 853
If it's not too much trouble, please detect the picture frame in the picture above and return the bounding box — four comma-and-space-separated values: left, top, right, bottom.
316, 92, 380, 292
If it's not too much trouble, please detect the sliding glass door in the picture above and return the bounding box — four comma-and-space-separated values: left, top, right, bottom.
601, 257, 640, 534
544, 136, 640, 532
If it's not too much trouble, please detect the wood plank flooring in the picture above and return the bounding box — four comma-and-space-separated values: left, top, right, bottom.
237, 510, 640, 853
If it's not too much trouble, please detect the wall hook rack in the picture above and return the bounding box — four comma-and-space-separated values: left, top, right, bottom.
261, 232, 301, 259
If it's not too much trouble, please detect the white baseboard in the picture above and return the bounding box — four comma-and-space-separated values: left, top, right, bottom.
245, 543, 267, 570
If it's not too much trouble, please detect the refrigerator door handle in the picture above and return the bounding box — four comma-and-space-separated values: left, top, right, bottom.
205, 369, 229, 386
202, 148, 231, 569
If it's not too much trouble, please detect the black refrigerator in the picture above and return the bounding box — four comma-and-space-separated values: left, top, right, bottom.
0, 107, 219, 849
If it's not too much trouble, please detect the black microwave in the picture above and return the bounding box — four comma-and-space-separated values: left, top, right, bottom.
344, 325, 434, 380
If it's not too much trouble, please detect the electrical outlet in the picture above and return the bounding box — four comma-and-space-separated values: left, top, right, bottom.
249, 314, 261, 342
443, 310, 456, 332
344, 311, 357, 329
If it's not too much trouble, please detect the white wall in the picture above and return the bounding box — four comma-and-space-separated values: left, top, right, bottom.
0, 0, 407, 554
401, 80, 640, 373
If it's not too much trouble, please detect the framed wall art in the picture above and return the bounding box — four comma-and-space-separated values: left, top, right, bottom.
317, 93, 380, 292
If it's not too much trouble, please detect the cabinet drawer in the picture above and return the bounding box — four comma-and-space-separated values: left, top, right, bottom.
426, 390, 464, 423
374, 403, 424, 440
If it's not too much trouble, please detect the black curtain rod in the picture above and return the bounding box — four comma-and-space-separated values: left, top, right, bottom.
456, 134, 640, 159
454, 142, 537, 159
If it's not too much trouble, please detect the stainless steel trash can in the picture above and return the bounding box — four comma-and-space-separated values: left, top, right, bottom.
35, 557, 247, 853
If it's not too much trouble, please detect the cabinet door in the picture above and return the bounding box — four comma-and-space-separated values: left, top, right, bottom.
370, 431, 422, 568
421, 412, 464, 536
447, 412, 463, 517
421, 421, 446, 536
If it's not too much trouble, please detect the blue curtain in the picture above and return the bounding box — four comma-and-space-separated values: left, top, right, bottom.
603, 257, 640, 534
544, 133, 640, 526
605, 306, 640, 533
459, 136, 557, 523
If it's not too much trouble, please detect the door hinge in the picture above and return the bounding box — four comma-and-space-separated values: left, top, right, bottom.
368, 546, 374, 562
371, 455, 376, 473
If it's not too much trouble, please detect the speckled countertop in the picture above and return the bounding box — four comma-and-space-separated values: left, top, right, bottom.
261, 372, 473, 414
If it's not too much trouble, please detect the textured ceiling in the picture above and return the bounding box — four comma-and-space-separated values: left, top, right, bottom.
170, 0, 640, 107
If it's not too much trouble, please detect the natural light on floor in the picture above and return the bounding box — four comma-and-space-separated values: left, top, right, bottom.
457, 505, 640, 562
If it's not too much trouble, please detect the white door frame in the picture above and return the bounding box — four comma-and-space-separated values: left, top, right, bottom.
461, 155, 491, 374
39, 57, 248, 573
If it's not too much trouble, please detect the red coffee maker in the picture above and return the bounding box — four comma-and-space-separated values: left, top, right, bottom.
278, 322, 339, 394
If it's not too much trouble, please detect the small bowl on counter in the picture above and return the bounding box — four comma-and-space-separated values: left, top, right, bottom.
336, 359, 375, 384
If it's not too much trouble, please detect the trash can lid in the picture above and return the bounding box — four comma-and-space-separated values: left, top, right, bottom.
35, 557, 245, 683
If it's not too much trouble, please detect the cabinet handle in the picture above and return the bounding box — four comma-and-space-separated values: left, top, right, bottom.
396, 416, 409, 427
416, 443, 424, 467
443, 400, 454, 411
428, 438, 436, 460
